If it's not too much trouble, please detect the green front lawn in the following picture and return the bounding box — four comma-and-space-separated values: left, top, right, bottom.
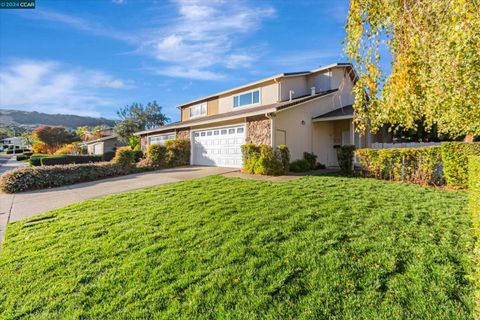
0, 176, 474, 319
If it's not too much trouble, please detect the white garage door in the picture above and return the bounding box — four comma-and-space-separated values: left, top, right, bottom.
192, 125, 245, 168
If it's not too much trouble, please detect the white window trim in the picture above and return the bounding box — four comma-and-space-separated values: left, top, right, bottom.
233, 88, 261, 109
189, 102, 208, 118
148, 132, 176, 145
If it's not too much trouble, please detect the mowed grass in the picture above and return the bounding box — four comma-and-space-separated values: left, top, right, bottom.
0, 176, 474, 319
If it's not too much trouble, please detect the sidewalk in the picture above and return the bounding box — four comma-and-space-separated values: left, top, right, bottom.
0, 166, 236, 243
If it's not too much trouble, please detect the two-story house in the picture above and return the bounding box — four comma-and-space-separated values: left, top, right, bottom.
136, 63, 379, 168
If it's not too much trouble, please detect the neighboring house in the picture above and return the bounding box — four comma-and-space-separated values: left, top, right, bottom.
85, 135, 125, 155
136, 63, 383, 168
1, 137, 28, 150
82, 128, 114, 142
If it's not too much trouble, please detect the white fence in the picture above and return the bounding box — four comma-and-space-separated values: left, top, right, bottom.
370, 142, 442, 149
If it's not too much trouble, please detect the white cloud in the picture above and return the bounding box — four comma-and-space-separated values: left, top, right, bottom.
16, 1, 275, 81
112, 0, 126, 4
21, 9, 134, 42
0, 60, 133, 116
146, 0, 275, 80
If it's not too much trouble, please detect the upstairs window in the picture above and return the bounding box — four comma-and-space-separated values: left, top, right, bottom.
233, 89, 260, 108
189, 102, 207, 117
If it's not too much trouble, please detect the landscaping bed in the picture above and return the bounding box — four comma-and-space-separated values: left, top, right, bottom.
0, 176, 474, 319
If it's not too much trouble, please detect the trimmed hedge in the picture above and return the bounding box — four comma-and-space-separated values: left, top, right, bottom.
0, 162, 138, 193
143, 144, 168, 167
164, 139, 190, 167
289, 159, 311, 173
16, 155, 29, 161
337, 145, 356, 176
40, 155, 102, 166
469, 156, 480, 309
6, 149, 29, 154
356, 146, 443, 185
241, 144, 289, 176
29, 154, 50, 166
102, 151, 116, 162
442, 142, 480, 187
140, 139, 190, 168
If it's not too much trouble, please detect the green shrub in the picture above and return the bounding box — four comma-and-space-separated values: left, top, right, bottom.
469, 156, 480, 306
16, 155, 29, 161
40, 155, 102, 166
102, 151, 116, 162
289, 159, 311, 172
0, 162, 138, 193
337, 145, 355, 176
6, 148, 29, 154
29, 155, 49, 166
164, 139, 190, 167
241, 144, 260, 174
442, 142, 480, 187
113, 147, 136, 167
132, 150, 144, 162
145, 144, 168, 167
276, 145, 290, 173
356, 146, 443, 185
241, 144, 289, 176
303, 152, 317, 170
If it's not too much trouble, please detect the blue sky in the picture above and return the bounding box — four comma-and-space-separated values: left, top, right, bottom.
0, 0, 350, 121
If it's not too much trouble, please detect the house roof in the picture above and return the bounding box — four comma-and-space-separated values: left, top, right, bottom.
84, 135, 119, 144
135, 89, 339, 136
176, 63, 353, 108
312, 105, 354, 122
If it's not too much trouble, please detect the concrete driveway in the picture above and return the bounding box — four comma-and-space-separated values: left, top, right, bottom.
0, 166, 236, 241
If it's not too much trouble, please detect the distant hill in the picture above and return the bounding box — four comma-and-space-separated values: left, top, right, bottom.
0, 109, 117, 129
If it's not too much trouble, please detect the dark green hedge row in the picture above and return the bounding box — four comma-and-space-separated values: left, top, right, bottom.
0, 162, 141, 193
442, 142, 480, 187
468, 156, 480, 304
356, 142, 480, 187
40, 155, 103, 166
356, 146, 443, 185
289, 152, 326, 173
241, 144, 290, 176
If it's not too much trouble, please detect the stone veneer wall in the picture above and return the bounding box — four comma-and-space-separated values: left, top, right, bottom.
176, 128, 190, 140
246, 115, 271, 145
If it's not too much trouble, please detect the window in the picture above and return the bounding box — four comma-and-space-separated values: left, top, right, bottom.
148, 133, 176, 145
233, 89, 260, 108
229, 128, 235, 134
237, 128, 244, 134
213, 130, 219, 135
207, 131, 212, 136
189, 102, 207, 117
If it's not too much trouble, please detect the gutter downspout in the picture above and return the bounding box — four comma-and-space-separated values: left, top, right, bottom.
265, 112, 276, 147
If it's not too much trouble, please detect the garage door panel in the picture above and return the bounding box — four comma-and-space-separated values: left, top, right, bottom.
192, 125, 245, 168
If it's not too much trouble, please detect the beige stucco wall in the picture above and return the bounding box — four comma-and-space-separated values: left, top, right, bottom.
181, 98, 219, 121
306, 70, 332, 92
207, 99, 219, 116
274, 75, 355, 162
280, 76, 308, 101
218, 81, 279, 114
87, 138, 123, 155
